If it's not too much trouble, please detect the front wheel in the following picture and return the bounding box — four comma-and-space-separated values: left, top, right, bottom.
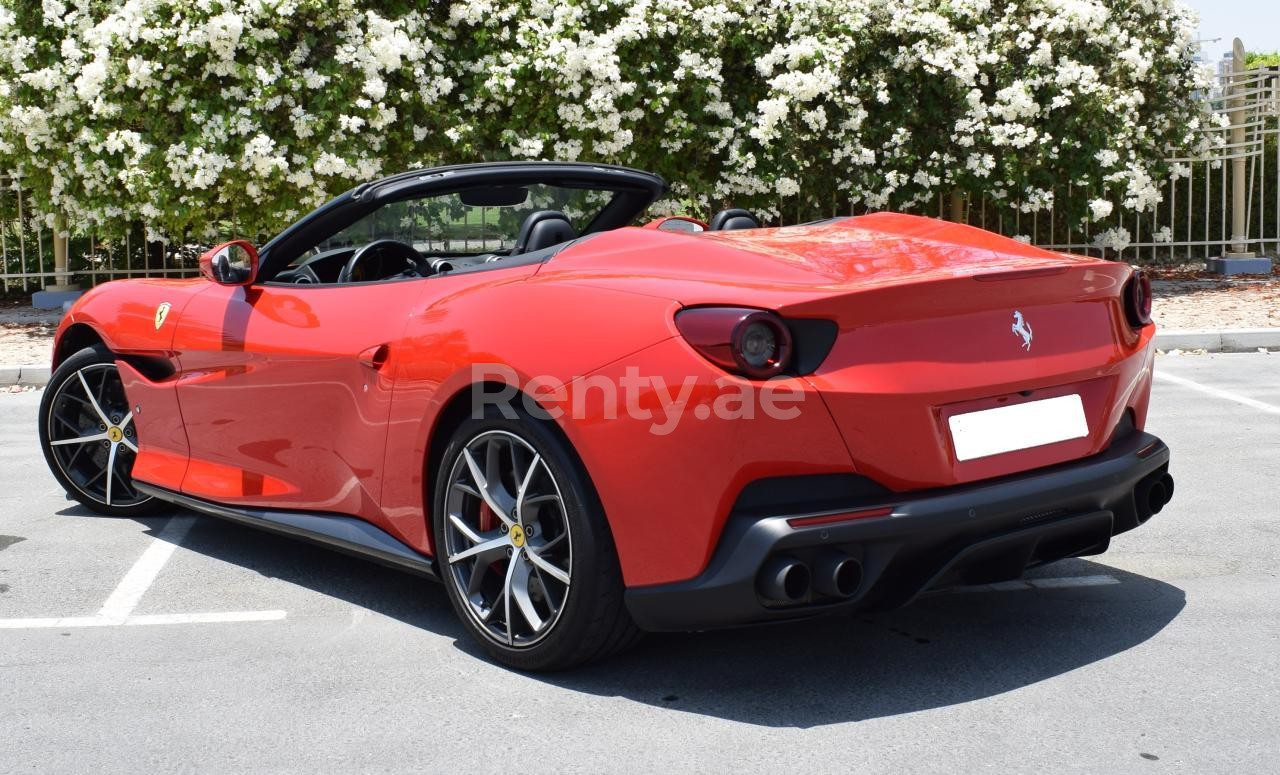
433, 406, 640, 670
38, 345, 162, 517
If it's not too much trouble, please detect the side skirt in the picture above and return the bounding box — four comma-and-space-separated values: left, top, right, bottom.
134, 482, 439, 579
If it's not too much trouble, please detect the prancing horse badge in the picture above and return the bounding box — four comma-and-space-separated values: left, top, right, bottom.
155, 302, 171, 330
1011, 310, 1033, 351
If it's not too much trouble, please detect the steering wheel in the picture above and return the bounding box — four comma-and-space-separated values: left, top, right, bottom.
337, 239, 425, 283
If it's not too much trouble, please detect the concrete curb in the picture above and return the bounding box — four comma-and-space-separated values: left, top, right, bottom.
0, 365, 52, 387
1155, 328, 1280, 353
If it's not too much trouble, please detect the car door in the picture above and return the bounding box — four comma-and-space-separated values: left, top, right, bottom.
171, 280, 426, 521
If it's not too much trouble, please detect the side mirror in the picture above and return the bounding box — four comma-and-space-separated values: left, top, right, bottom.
199, 240, 259, 286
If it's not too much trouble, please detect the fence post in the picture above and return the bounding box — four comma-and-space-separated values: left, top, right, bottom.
31, 212, 83, 309
1210, 38, 1272, 274
50, 214, 73, 289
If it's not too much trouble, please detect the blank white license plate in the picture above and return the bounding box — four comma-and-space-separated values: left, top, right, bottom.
948, 394, 1089, 462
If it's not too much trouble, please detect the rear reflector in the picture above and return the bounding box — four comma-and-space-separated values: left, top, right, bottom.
787, 507, 893, 528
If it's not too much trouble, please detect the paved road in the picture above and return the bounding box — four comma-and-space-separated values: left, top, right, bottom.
2, 353, 1278, 773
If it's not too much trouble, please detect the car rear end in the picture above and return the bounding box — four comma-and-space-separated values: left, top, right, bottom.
616, 214, 1173, 630
790, 244, 1157, 492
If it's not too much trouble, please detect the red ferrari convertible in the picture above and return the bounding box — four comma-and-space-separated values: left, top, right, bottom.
39, 162, 1173, 669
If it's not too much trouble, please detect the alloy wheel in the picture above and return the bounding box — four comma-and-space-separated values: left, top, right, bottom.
45, 363, 149, 507
442, 430, 573, 648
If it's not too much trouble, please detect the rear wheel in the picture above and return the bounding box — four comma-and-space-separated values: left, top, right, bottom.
38, 346, 162, 517
433, 406, 640, 670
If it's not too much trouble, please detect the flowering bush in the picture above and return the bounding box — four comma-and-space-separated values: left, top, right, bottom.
0, 0, 1212, 243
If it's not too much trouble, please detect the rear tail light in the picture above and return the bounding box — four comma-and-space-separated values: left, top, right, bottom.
1124, 270, 1153, 328
675, 307, 793, 379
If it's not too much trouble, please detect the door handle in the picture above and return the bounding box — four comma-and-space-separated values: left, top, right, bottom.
358, 344, 390, 370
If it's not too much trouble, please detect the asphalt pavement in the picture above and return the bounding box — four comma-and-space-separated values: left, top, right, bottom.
2, 353, 1278, 773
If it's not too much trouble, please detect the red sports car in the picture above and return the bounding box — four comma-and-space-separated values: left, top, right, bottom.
39, 162, 1173, 670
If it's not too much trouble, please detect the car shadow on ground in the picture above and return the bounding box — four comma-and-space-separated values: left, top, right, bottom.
547, 559, 1184, 727
67, 505, 1185, 729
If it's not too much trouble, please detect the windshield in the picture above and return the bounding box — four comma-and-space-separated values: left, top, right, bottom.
301, 183, 616, 259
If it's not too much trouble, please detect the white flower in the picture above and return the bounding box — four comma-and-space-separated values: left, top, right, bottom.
1095, 149, 1120, 167
509, 136, 545, 158
74, 58, 107, 102
751, 97, 789, 142
302, 69, 329, 89
204, 12, 245, 62
1029, 41, 1053, 67
314, 152, 354, 177
1093, 227, 1132, 253
363, 77, 386, 101
42, 0, 66, 24
775, 177, 800, 197
991, 82, 1039, 121
1088, 199, 1114, 221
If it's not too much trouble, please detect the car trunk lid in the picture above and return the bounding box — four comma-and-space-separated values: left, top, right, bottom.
543, 213, 1152, 490
780, 257, 1148, 491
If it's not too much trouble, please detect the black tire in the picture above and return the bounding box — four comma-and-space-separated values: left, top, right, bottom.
432, 404, 641, 671
38, 345, 163, 517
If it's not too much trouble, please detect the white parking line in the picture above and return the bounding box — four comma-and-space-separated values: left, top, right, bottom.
0, 516, 287, 631
950, 574, 1120, 593
1155, 371, 1280, 415
98, 516, 194, 623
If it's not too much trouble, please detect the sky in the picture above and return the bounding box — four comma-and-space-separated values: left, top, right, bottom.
1181, 0, 1280, 59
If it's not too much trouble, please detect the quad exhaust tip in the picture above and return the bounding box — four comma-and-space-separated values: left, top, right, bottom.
757, 553, 865, 603
813, 552, 863, 599
1136, 472, 1175, 521
1147, 479, 1167, 516
757, 556, 811, 602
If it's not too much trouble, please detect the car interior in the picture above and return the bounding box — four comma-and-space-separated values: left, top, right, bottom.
708, 208, 762, 231
267, 174, 761, 286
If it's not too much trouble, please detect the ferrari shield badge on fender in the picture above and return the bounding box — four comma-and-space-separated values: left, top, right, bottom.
154, 301, 171, 330
1011, 310, 1033, 351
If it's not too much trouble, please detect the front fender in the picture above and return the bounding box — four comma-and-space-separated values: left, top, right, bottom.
53, 278, 210, 366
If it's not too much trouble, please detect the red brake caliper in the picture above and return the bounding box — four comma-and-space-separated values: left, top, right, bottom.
478, 500, 496, 532
477, 500, 507, 580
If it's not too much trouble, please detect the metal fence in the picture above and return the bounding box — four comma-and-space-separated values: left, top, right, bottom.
0, 183, 202, 296
949, 55, 1280, 263
0, 182, 51, 294
2, 50, 1277, 296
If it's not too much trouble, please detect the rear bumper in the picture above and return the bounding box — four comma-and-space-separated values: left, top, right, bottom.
624, 430, 1171, 632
